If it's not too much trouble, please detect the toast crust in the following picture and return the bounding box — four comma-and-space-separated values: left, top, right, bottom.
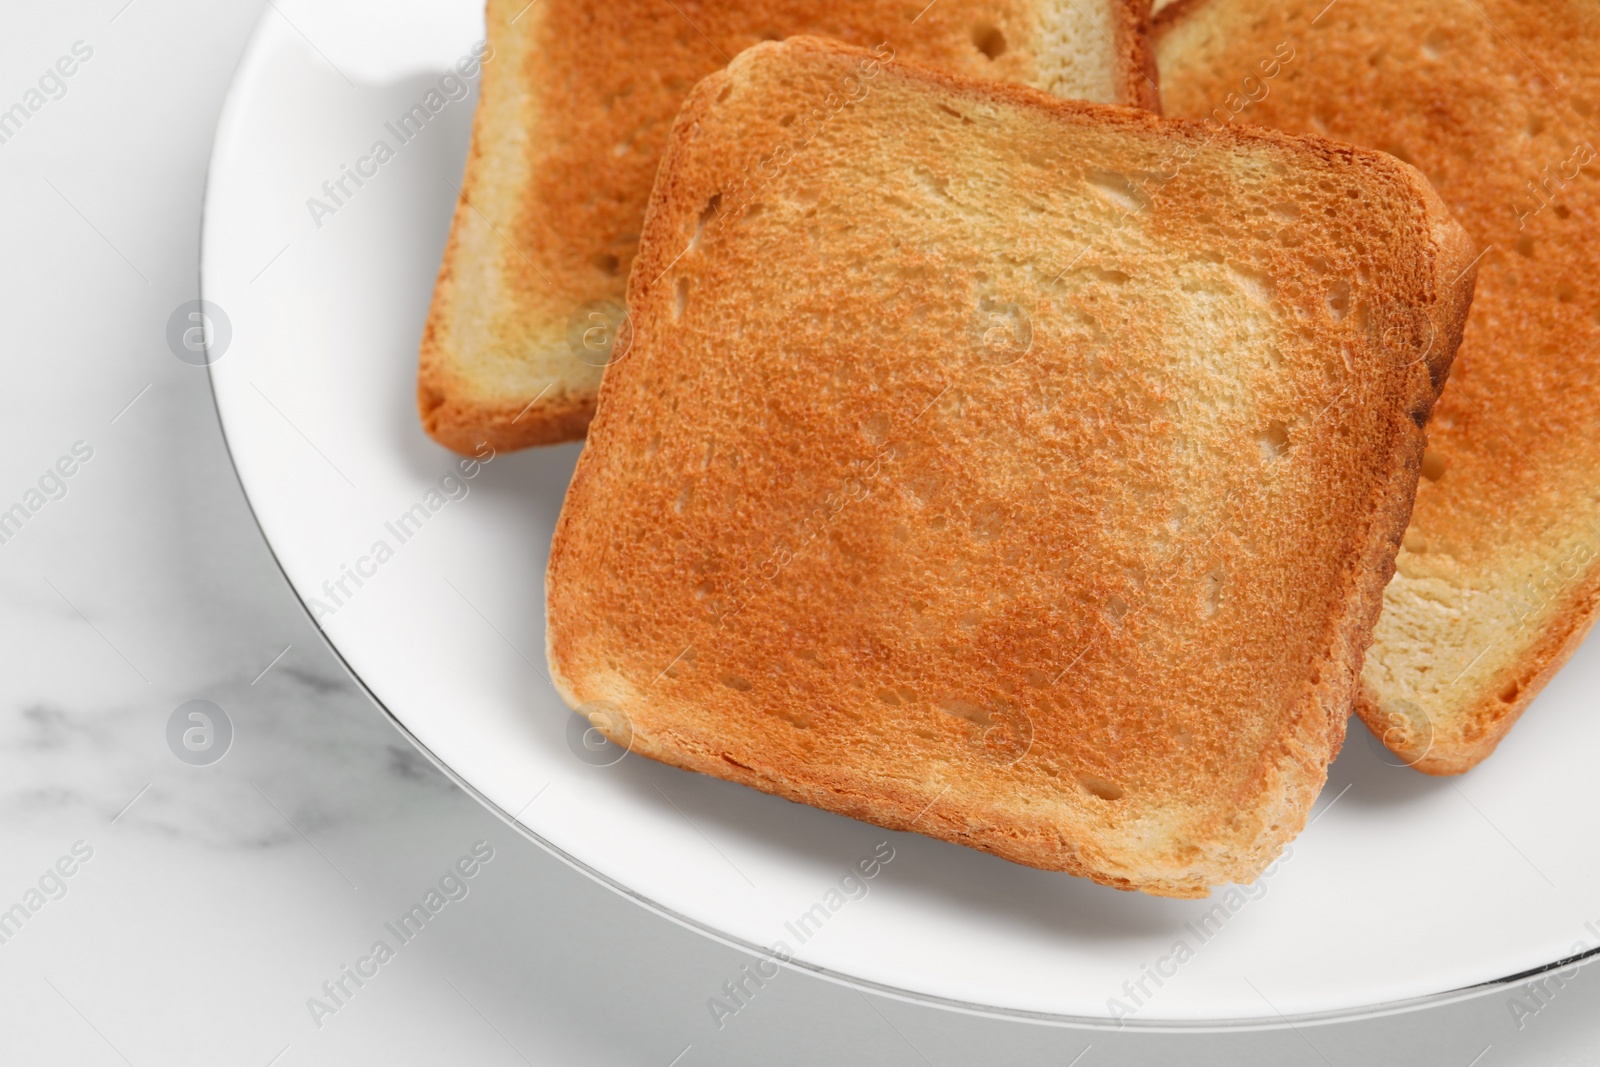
419, 0, 1160, 456
1115, 0, 1162, 112
1157, 0, 1600, 774
547, 37, 1474, 894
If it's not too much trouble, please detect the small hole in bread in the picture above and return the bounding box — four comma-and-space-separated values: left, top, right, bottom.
1420, 448, 1448, 481
691, 194, 722, 248
1326, 278, 1351, 320
1260, 420, 1291, 462
1201, 570, 1224, 617
1078, 775, 1124, 801
1499, 680, 1521, 703
1229, 264, 1275, 306
1555, 204, 1572, 220
1557, 281, 1576, 303
1084, 265, 1130, 285
721, 674, 753, 692
971, 502, 1005, 540
972, 24, 1007, 60
875, 688, 902, 706
1515, 234, 1536, 257
937, 697, 989, 725
1104, 596, 1129, 624
860, 412, 891, 445
592, 252, 619, 277
674, 277, 688, 320
717, 84, 732, 103
1086, 170, 1148, 214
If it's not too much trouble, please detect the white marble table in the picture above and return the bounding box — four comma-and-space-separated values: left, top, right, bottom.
1, 2, 1597, 1063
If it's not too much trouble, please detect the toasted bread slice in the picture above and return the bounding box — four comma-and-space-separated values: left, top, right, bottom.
545, 38, 1474, 895
419, 0, 1161, 454
1157, 0, 1600, 774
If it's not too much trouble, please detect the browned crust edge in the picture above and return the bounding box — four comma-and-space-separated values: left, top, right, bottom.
416, 193, 485, 458
1263, 157, 1476, 849
1116, 0, 1163, 112
1148, 0, 1583, 777
419, 2, 1162, 456
1327, 17, 1598, 778
1346, 188, 1499, 778
1357, 571, 1600, 776
415, 0, 586, 456
418, 368, 597, 454
1151, 0, 1215, 41
1341, 155, 1481, 776
554, 36, 1479, 895
414, 0, 553, 456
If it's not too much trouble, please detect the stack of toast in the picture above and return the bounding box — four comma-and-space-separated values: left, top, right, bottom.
1157, 0, 1600, 776
419, 0, 1594, 896
420, 0, 1158, 452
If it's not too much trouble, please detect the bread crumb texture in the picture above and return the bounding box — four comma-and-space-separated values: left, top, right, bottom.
419, 0, 1155, 453
1159, 0, 1600, 774
547, 39, 1471, 895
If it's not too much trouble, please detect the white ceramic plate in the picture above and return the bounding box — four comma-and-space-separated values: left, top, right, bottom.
203, 0, 1600, 1027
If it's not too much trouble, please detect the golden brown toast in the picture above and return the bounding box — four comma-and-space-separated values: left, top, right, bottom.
1157, 0, 1600, 774
419, 0, 1161, 454
545, 38, 1476, 895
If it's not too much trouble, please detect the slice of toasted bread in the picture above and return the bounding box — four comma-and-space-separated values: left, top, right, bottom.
1157, 0, 1600, 774
419, 0, 1161, 454
545, 38, 1475, 895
